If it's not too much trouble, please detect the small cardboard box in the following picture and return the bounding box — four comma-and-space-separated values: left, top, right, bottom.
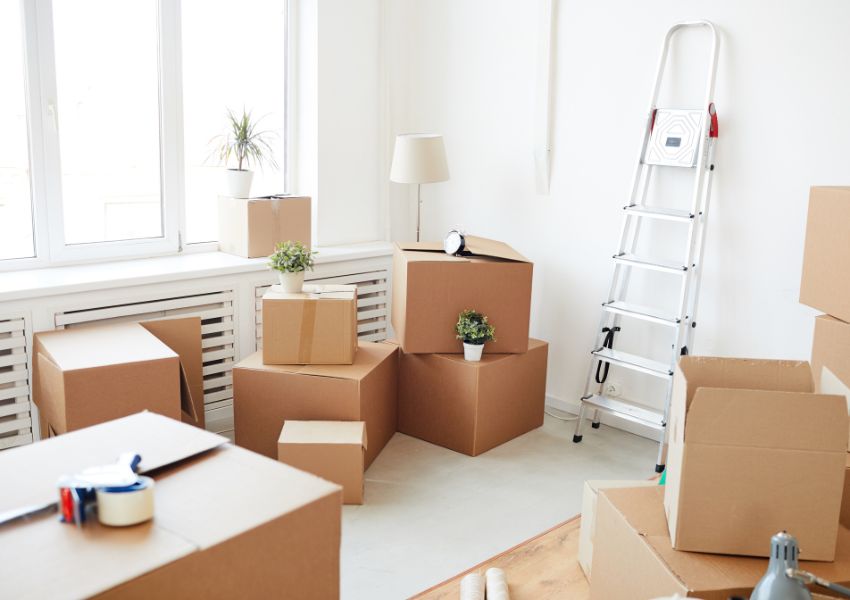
591, 486, 850, 600
262, 284, 357, 365
800, 186, 850, 322
391, 237, 533, 354
33, 318, 204, 434
810, 313, 850, 449
218, 195, 311, 258
278, 420, 367, 504
398, 339, 547, 456
664, 356, 847, 560
0, 412, 342, 599
578, 480, 658, 581
234, 341, 398, 467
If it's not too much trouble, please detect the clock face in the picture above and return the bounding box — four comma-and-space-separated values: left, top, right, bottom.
444, 230, 463, 255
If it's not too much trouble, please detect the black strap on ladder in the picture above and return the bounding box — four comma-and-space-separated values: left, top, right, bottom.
595, 326, 621, 384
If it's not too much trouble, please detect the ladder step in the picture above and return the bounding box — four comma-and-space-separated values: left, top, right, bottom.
613, 253, 687, 275
624, 205, 694, 223
591, 347, 673, 379
581, 394, 665, 430
602, 301, 680, 327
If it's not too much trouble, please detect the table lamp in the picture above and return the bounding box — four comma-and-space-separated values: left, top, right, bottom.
390, 133, 449, 241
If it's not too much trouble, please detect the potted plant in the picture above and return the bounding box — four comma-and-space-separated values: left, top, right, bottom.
455, 309, 496, 362
211, 107, 278, 198
268, 241, 317, 293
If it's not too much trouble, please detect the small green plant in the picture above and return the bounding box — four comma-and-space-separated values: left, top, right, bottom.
455, 309, 496, 345
211, 107, 278, 171
268, 241, 317, 273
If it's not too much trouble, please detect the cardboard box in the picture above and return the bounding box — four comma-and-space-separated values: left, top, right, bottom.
33, 318, 204, 434
278, 420, 367, 504
591, 486, 850, 600
0, 412, 342, 599
218, 195, 311, 258
664, 356, 847, 560
234, 341, 398, 467
810, 313, 850, 449
391, 237, 533, 354
398, 339, 547, 456
842, 454, 850, 529
800, 187, 850, 322
578, 480, 658, 581
262, 284, 357, 365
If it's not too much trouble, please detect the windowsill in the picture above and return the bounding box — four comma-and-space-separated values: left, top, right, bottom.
0, 241, 394, 303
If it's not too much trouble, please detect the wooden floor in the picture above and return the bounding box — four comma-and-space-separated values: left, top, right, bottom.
411, 516, 588, 599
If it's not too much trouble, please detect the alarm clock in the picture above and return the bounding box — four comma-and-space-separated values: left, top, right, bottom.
444, 230, 466, 255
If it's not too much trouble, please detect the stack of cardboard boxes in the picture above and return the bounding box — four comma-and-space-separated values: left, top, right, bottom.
579, 186, 850, 598
392, 237, 549, 456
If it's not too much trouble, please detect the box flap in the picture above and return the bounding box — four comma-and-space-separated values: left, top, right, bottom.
237, 342, 396, 381
279, 420, 367, 448
396, 235, 529, 263
34, 323, 178, 371
0, 412, 227, 514
264, 283, 356, 301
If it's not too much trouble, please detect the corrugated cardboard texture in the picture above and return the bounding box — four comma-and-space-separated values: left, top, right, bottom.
218, 195, 311, 258
278, 421, 367, 504
234, 341, 398, 466
665, 356, 847, 560
391, 239, 533, 354
262, 284, 357, 365
0, 413, 341, 600
811, 313, 850, 449
33, 323, 183, 433
398, 339, 547, 456
800, 187, 850, 322
591, 486, 850, 600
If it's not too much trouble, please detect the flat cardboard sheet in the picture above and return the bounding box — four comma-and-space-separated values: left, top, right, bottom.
218, 195, 311, 258
664, 356, 847, 560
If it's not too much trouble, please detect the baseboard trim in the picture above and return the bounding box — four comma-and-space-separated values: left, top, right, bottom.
545, 394, 661, 442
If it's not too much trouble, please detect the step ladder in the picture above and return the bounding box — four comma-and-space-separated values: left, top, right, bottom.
571, 21, 720, 473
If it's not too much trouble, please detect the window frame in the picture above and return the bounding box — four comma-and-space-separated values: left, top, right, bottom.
1, 0, 290, 271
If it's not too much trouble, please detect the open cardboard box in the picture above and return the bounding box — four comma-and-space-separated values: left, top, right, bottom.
0, 412, 342, 599
664, 356, 847, 560
33, 317, 205, 434
391, 236, 533, 354
218, 195, 311, 258
811, 314, 850, 449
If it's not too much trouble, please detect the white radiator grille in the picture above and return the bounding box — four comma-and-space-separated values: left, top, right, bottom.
255, 269, 390, 349
55, 290, 237, 441
0, 316, 33, 450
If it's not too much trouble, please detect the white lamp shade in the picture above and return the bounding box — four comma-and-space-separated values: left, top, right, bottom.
390, 133, 450, 184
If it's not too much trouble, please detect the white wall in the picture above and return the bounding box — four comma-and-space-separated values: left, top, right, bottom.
386, 1, 850, 413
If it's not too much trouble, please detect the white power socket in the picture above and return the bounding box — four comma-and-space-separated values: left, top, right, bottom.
604, 382, 623, 398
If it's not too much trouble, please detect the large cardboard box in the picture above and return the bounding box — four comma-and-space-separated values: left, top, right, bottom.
578, 479, 658, 581
391, 237, 533, 354
591, 486, 850, 600
262, 284, 357, 365
398, 339, 547, 456
0, 412, 342, 599
278, 420, 367, 504
665, 356, 847, 560
234, 341, 398, 466
810, 313, 850, 449
800, 186, 850, 322
33, 318, 204, 434
218, 195, 311, 258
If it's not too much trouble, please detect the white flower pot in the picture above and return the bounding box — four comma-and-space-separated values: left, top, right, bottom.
226, 169, 254, 198
463, 342, 485, 362
277, 271, 305, 293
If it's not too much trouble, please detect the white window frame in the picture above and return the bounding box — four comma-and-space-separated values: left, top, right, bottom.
2, 0, 290, 271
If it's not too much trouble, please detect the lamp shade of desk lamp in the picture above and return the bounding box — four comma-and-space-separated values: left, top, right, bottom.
390, 133, 449, 242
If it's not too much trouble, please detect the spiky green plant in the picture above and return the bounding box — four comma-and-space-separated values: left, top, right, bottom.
455, 309, 496, 345
211, 107, 278, 171
268, 241, 317, 274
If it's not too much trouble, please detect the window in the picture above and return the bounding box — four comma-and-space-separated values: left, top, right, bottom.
2, 0, 288, 268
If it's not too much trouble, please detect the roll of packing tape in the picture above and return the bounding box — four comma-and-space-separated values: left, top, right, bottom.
485, 568, 510, 600
459, 573, 485, 600
96, 476, 155, 527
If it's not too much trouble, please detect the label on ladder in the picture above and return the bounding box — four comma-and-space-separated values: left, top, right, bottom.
645, 109, 705, 168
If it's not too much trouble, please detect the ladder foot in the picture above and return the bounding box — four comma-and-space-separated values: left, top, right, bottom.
591, 421, 601, 429
572, 434, 583, 443
655, 464, 666, 474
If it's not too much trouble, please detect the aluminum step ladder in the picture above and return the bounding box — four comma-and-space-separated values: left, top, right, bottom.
572, 21, 720, 473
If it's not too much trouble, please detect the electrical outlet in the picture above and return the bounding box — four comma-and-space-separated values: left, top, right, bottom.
605, 382, 622, 398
